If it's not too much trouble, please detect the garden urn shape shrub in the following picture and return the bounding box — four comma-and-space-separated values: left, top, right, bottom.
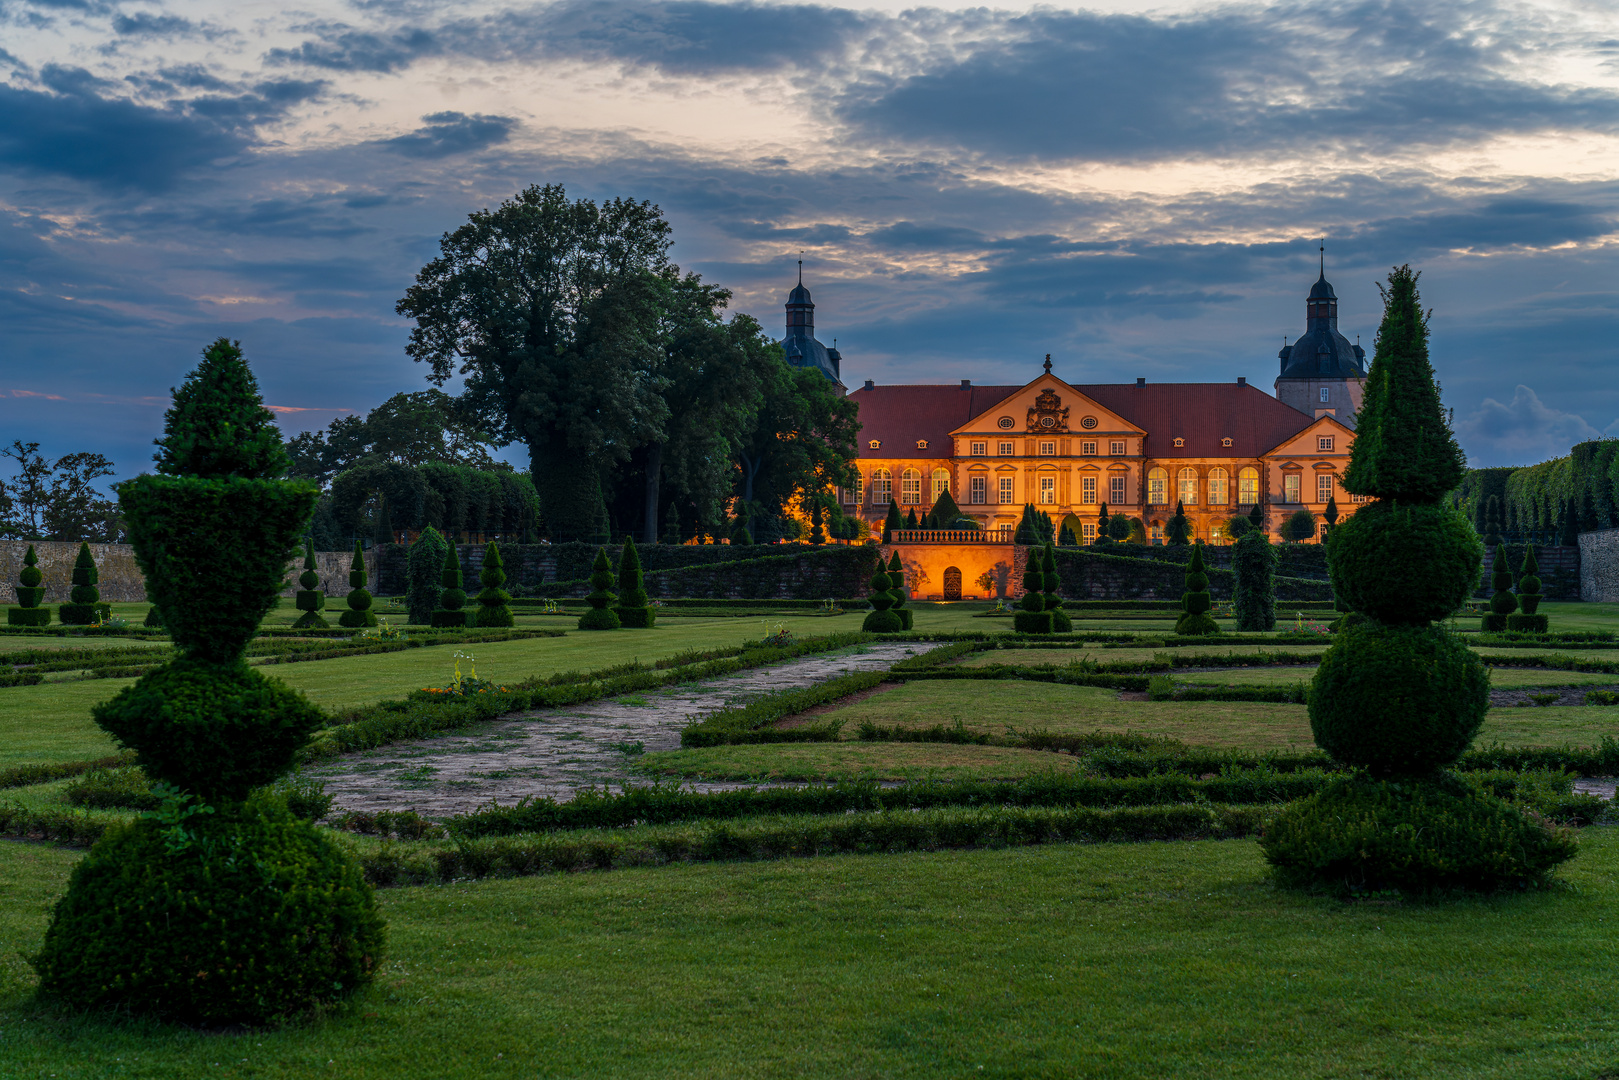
1481, 542, 1517, 633
1507, 545, 1548, 633
57, 542, 100, 625
612, 537, 655, 628
474, 542, 516, 628
1013, 546, 1052, 634
292, 536, 329, 629
338, 539, 377, 628
1262, 267, 1568, 895
37, 336, 384, 1024
577, 548, 621, 630
7, 543, 49, 627
430, 544, 469, 628
1175, 542, 1219, 636
861, 560, 902, 632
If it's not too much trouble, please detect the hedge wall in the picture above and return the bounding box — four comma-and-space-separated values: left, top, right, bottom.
1113, 542, 1330, 581
1053, 547, 1333, 602
527, 545, 883, 601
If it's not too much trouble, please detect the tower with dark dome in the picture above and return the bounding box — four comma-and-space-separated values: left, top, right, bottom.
1275, 249, 1367, 427
780, 264, 844, 390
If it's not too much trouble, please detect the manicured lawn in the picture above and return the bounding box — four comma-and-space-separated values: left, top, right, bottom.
634, 742, 1068, 781
1174, 666, 1619, 689
0, 680, 131, 765
1532, 601, 1619, 633
958, 644, 1334, 667
4, 831, 1619, 1078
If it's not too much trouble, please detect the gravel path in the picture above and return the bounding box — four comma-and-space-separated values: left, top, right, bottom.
308, 641, 935, 818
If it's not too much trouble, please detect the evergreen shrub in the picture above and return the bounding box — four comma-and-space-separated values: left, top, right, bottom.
1175, 543, 1219, 636
1166, 501, 1191, 546
8, 543, 48, 627
1482, 541, 1518, 631
1259, 773, 1576, 896
58, 543, 100, 625
429, 545, 468, 628
887, 553, 913, 630
1014, 547, 1052, 634
577, 549, 620, 630
1516, 545, 1543, 615
292, 537, 329, 630
473, 542, 515, 628
1042, 545, 1071, 632
405, 526, 449, 625
612, 537, 654, 629
861, 566, 902, 632
33, 796, 385, 1025
1231, 530, 1277, 631
338, 540, 377, 629
1327, 499, 1482, 625
1308, 621, 1489, 775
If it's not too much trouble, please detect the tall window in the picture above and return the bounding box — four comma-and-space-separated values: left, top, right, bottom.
1110, 475, 1126, 505
871, 469, 892, 504
1039, 440, 1056, 456
969, 476, 986, 504
1237, 467, 1259, 505
901, 468, 921, 505
1081, 475, 1097, 504
840, 476, 862, 505
931, 468, 950, 500
1082, 521, 1096, 541
1318, 473, 1335, 503
1208, 467, 1229, 506
1149, 522, 1163, 544
970, 441, 987, 456
998, 476, 1014, 504
998, 441, 1015, 456
1177, 467, 1198, 506
1320, 387, 1330, 403
1039, 476, 1055, 504
1283, 473, 1301, 504
1110, 440, 1126, 456
1081, 441, 1097, 456
1147, 467, 1168, 505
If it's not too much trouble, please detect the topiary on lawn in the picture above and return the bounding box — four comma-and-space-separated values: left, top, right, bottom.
1166, 501, 1191, 546
473, 542, 515, 628
1508, 545, 1548, 633
887, 552, 912, 630
1284, 507, 1316, 543
42, 337, 383, 1023
57, 543, 100, 625
430, 544, 468, 628
1042, 544, 1071, 632
861, 562, 902, 632
1231, 529, 1276, 631
291, 537, 328, 629
406, 525, 449, 625
1175, 542, 1219, 636
1267, 267, 1570, 894
577, 548, 621, 630
8, 543, 49, 627
1482, 541, 1517, 632
338, 540, 377, 629
1014, 545, 1051, 634
612, 537, 655, 628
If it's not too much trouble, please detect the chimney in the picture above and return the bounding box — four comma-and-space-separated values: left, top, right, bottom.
1136, 377, 1146, 386
1237, 376, 1246, 385
863, 379, 874, 391
960, 379, 971, 389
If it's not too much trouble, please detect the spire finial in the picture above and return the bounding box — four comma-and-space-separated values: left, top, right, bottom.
797, 258, 802, 286
1319, 238, 1325, 278
1043, 353, 1052, 374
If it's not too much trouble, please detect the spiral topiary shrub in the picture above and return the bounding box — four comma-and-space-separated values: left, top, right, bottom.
1508, 545, 1548, 633
33, 795, 385, 1025
338, 540, 377, 629
612, 537, 654, 629
1041, 544, 1071, 632
1326, 499, 1481, 625
1014, 546, 1051, 634
1175, 542, 1219, 636
1259, 773, 1578, 896
1481, 541, 1517, 632
430, 545, 468, 628
7, 543, 49, 627
861, 565, 902, 632
474, 542, 515, 628
577, 548, 620, 631
887, 552, 912, 631
291, 537, 328, 629
58, 542, 100, 625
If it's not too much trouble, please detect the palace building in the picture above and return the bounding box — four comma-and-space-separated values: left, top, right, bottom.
783, 268, 1367, 545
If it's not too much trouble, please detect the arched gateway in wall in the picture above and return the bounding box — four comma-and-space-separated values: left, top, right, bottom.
943, 566, 963, 600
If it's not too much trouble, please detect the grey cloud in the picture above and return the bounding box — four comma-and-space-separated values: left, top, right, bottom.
112, 12, 199, 37
265, 26, 440, 73
1455, 386, 1606, 467
380, 111, 516, 158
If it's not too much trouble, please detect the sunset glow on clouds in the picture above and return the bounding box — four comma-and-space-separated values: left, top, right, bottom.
1, 0, 1616, 481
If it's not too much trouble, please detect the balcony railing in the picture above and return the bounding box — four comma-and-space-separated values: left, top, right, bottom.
891, 528, 1017, 544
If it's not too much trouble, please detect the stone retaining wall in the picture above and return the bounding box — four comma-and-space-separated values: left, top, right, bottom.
1579, 530, 1619, 602
0, 541, 374, 604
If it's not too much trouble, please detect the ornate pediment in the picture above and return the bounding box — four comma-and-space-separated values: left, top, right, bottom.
1026, 389, 1069, 433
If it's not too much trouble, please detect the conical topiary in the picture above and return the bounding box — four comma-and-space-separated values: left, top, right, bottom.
612, 537, 654, 628
430, 544, 468, 628
1175, 542, 1219, 636
1507, 545, 1548, 633
904, 509, 918, 530
1042, 544, 1070, 632
1013, 544, 1051, 634
472, 542, 515, 628
932, 488, 962, 527
861, 555, 902, 632
291, 537, 329, 629
1166, 500, 1191, 546
58, 543, 102, 625
8, 543, 49, 627
577, 548, 620, 630
887, 552, 912, 630
882, 500, 902, 543
1482, 542, 1517, 632
1094, 502, 1111, 545
338, 540, 377, 629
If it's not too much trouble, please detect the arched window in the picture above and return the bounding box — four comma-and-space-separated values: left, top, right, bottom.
1207, 467, 1229, 506
931, 468, 951, 501
871, 469, 892, 504
1147, 467, 1168, 505
1177, 467, 1198, 506
901, 468, 921, 505
1238, 467, 1260, 505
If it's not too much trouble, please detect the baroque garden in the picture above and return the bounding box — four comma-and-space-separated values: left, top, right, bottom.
3, 195, 1619, 1078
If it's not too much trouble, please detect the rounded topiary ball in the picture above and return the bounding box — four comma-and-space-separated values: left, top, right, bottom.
92, 660, 325, 802
33, 797, 385, 1025
1326, 499, 1482, 624
1309, 621, 1490, 775
861, 608, 903, 632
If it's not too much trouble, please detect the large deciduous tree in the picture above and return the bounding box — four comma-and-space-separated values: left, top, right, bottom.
733, 361, 860, 542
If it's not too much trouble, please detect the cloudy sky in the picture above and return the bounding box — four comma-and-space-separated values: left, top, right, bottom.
1, 0, 1616, 488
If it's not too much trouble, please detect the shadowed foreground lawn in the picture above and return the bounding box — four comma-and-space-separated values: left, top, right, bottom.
3, 833, 1619, 1078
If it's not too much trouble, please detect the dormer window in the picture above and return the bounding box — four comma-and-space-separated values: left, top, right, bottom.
1172, 437, 1185, 448
916, 440, 928, 450
1221, 437, 1233, 448
868, 440, 881, 450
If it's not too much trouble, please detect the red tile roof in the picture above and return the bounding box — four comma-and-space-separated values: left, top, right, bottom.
848, 381, 1319, 460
